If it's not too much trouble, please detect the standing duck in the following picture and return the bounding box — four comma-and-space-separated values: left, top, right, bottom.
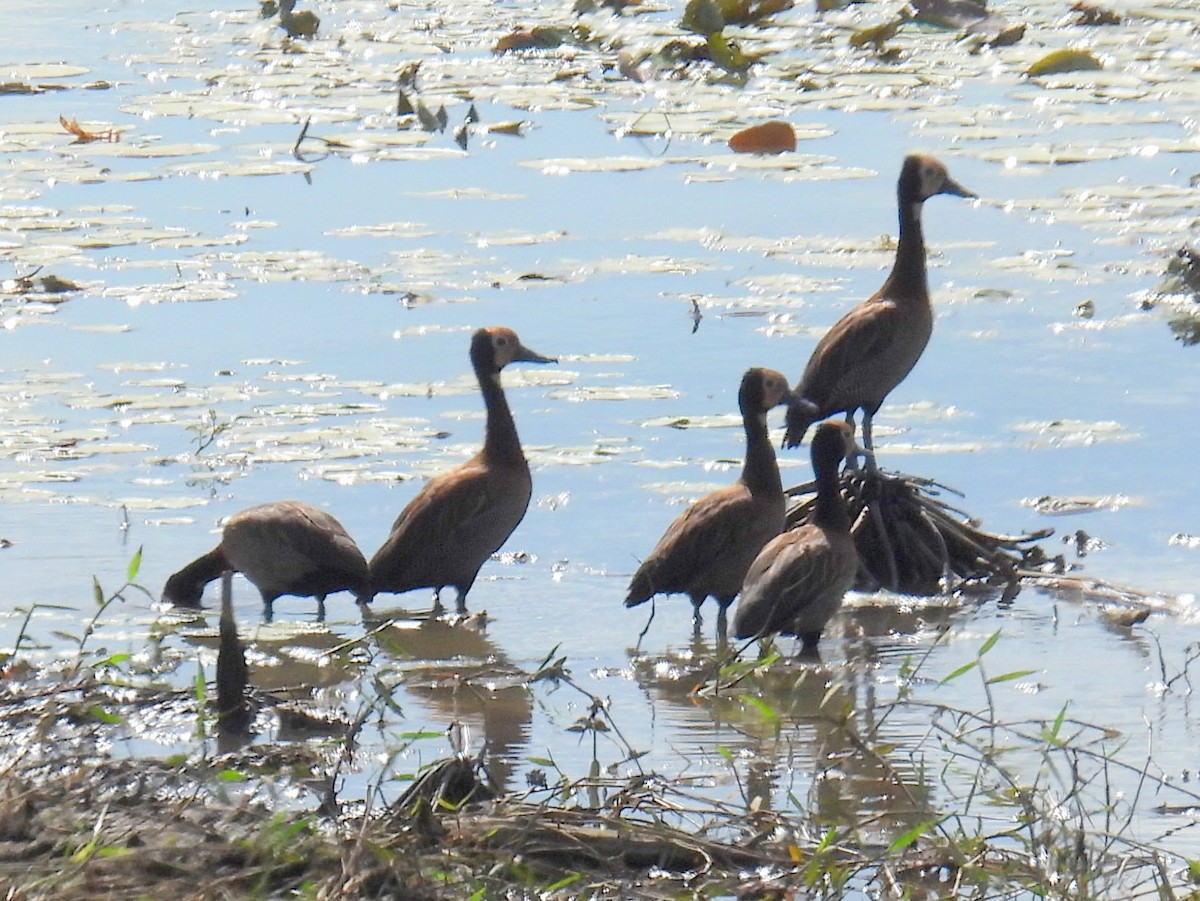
625, 367, 791, 634
733, 421, 858, 652
162, 500, 369, 619
784, 154, 975, 465
367, 327, 555, 615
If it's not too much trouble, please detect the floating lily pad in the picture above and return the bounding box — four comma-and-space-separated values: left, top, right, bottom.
1026, 49, 1103, 77
545, 385, 681, 402
1012, 419, 1138, 448
327, 222, 435, 239
1023, 494, 1137, 515
521, 156, 665, 174
4, 63, 90, 79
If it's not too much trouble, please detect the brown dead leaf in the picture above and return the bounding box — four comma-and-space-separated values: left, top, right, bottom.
1072, 1, 1120, 25
493, 26, 573, 53
38, 275, 82, 294
849, 18, 903, 50
728, 120, 796, 154
59, 115, 120, 143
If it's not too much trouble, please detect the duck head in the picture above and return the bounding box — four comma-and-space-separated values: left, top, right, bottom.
739, 367, 791, 417
810, 420, 859, 473
471, 326, 557, 375
902, 154, 977, 204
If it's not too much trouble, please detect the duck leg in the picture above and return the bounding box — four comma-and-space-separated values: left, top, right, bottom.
860, 411, 879, 473
634, 599, 657, 648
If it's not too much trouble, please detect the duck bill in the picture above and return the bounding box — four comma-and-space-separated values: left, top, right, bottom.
513, 344, 557, 365
941, 175, 977, 199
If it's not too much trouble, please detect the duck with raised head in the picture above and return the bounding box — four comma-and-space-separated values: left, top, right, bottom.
733, 421, 858, 652
367, 327, 556, 615
625, 367, 791, 634
162, 500, 369, 619
784, 154, 975, 466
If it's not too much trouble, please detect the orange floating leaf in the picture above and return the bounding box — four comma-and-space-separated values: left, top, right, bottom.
728, 120, 796, 154
59, 115, 120, 143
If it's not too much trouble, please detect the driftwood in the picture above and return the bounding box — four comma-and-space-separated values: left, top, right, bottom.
786, 468, 1052, 597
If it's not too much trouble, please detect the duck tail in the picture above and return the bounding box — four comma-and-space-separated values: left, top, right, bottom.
783, 397, 819, 449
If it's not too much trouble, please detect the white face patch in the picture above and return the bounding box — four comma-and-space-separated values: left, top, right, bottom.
492, 333, 513, 367
919, 162, 945, 199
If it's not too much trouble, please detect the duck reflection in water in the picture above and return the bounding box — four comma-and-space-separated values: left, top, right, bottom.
360, 604, 533, 794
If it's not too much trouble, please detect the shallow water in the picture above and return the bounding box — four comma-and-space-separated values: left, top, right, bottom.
1, 0, 1199, 884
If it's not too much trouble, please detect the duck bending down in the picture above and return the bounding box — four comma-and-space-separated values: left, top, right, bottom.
367, 327, 555, 615
733, 421, 858, 653
784, 154, 975, 466
162, 500, 369, 619
625, 367, 791, 634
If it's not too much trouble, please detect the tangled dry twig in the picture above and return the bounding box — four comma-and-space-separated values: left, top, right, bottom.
786, 468, 1052, 597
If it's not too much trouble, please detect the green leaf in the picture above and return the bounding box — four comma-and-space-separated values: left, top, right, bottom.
193, 662, 207, 704
682, 0, 725, 34
217, 769, 248, 782
93, 576, 105, 606
544, 874, 583, 892
94, 652, 132, 669
398, 730, 443, 741
1043, 703, 1069, 745
744, 694, 780, 725
706, 32, 752, 73
526, 756, 556, 767
716, 745, 735, 762
986, 669, 1037, 685
887, 819, 937, 853
978, 629, 1001, 656
126, 546, 143, 582
814, 827, 838, 852
86, 705, 123, 725
939, 660, 978, 685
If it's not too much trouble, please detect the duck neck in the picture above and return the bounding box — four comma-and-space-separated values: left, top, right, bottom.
479, 368, 525, 465
741, 410, 782, 497
168, 547, 228, 598
813, 463, 850, 532
881, 198, 929, 303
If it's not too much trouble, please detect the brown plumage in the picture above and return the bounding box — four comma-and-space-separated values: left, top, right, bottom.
784, 154, 975, 462
733, 421, 858, 651
625, 367, 791, 631
162, 500, 369, 618
367, 327, 555, 614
